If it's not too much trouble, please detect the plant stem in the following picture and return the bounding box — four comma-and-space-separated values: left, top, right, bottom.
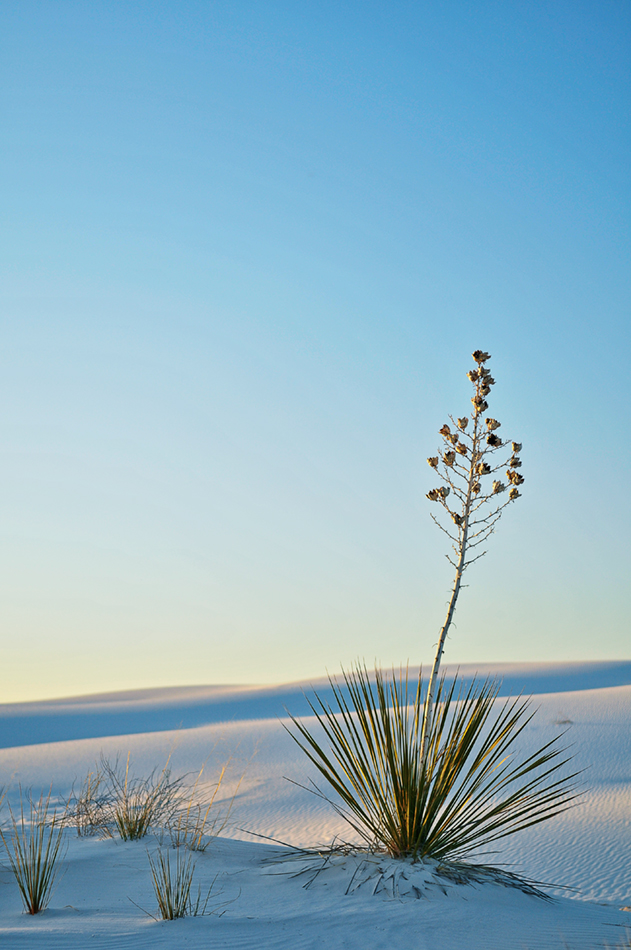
420, 387, 483, 767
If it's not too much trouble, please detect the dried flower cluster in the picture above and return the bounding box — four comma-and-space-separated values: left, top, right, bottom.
420, 350, 523, 762
425, 351, 523, 544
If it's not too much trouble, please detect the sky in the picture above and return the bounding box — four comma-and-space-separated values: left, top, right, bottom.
0, 0, 629, 703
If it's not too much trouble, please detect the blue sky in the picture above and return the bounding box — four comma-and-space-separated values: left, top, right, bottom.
1, 1, 629, 702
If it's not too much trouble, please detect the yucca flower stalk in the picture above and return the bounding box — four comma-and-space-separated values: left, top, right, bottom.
421, 350, 523, 765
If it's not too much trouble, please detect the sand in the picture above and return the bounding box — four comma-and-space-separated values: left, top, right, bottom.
0, 661, 629, 949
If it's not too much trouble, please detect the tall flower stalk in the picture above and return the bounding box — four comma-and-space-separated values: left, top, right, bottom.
420, 350, 524, 764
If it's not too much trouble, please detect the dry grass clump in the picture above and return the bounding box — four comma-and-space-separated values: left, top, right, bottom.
0, 787, 66, 914
64, 753, 239, 848
0, 759, 239, 917
145, 847, 218, 919
64, 754, 186, 841
165, 763, 241, 851
65, 766, 108, 836
101, 754, 183, 841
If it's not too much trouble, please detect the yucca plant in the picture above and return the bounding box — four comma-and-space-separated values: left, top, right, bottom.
288, 665, 578, 860
287, 350, 578, 865
0, 788, 66, 914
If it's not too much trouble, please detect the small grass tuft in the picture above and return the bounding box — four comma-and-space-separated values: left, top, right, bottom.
0, 787, 66, 914
145, 847, 218, 919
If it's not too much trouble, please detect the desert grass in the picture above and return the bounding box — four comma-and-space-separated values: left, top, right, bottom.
144, 847, 218, 919
287, 665, 579, 863
100, 753, 184, 841
64, 754, 240, 847
0, 787, 66, 914
64, 765, 108, 836
165, 762, 242, 851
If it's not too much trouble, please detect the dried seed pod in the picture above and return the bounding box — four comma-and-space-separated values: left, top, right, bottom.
506, 470, 525, 485
426, 489, 440, 501
443, 451, 456, 466
508, 456, 521, 468
486, 433, 502, 447
439, 424, 451, 437
472, 396, 488, 412
472, 350, 491, 363
452, 512, 463, 525
457, 417, 469, 429
485, 418, 501, 431
427, 456, 439, 468
455, 442, 467, 455
509, 487, 520, 500
492, 480, 506, 494
476, 462, 491, 476
512, 442, 522, 453
467, 370, 479, 383
472, 480, 481, 494
439, 486, 450, 498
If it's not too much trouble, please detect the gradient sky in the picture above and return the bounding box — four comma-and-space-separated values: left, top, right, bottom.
1, 0, 629, 703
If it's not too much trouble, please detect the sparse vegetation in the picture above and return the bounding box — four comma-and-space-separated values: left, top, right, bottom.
1, 758, 241, 919
63, 753, 239, 849
0, 787, 66, 914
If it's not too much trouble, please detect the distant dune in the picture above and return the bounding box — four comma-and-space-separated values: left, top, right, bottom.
1, 660, 630, 748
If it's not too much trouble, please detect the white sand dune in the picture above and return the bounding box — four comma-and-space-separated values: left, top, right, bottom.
0, 661, 630, 949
